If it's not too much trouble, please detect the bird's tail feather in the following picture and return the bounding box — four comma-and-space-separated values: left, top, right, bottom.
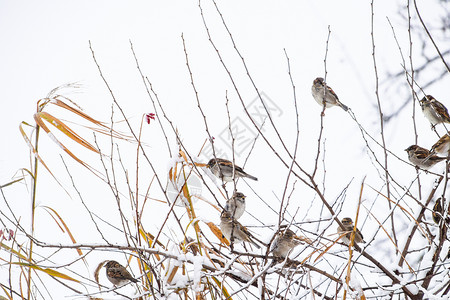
245, 174, 258, 181
339, 102, 349, 111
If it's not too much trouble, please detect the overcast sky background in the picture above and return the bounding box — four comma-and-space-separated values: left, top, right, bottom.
0, 0, 448, 298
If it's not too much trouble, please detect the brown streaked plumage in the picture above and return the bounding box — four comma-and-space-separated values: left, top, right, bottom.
419, 95, 450, 126
405, 145, 446, 170
431, 198, 449, 226
224, 192, 246, 220
105, 260, 138, 286
431, 134, 450, 156
271, 228, 302, 258
337, 217, 365, 245
220, 211, 260, 249
311, 77, 348, 111
206, 158, 257, 182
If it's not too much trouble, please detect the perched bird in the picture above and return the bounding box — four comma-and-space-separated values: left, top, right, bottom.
271, 227, 302, 258
405, 145, 446, 170
432, 199, 444, 225
419, 95, 450, 126
224, 192, 246, 219
206, 158, 258, 182
105, 260, 138, 286
337, 217, 365, 245
220, 211, 260, 249
431, 134, 450, 156
431, 198, 449, 226
311, 77, 348, 111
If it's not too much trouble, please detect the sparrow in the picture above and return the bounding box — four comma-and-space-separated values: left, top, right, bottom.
431, 134, 450, 156
311, 77, 348, 111
419, 95, 450, 126
432, 198, 449, 226
206, 158, 258, 182
337, 217, 365, 245
224, 192, 246, 219
105, 260, 138, 286
432, 199, 444, 225
405, 145, 446, 170
220, 211, 260, 249
271, 227, 302, 258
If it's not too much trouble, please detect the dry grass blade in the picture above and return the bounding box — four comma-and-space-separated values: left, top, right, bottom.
369, 186, 429, 242
179, 149, 189, 163
167, 265, 179, 285
193, 162, 207, 167
50, 98, 134, 141
368, 211, 416, 274
42, 206, 83, 257
19, 121, 66, 189
33, 113, 102, 177
139, 227, 165, 249
181, 176, 206, 258
13, 262, 80, 283
94, 260, 108, 286
0, 243, 28, 260
344, 178, 365, 300
0, 178, 24, 189
182, 181, 191, 201
295, 235, 313, 245
211, 276, 232, 299
0, 286, 12, 300
312, 233, 347, 263
138, 257, 154, 285
180, 149, 207, 167
52, 99, 108, 129
206, 222, 230, 246
36, 111, 99, 153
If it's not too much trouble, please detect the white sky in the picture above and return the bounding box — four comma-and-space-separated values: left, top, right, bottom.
0, 0, 448, 298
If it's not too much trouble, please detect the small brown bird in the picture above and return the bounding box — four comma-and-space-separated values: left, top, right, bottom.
419, 95, 450, 126
105, 260, 138, 286
311, 77, 348, 111
432, 199, 444, 225
206, 158, 258, 182
224, 192, 246, 219
271, 227, 302, 258
405, 145, 446, 170
220, 211, 260, 249
432, 198, 449, 225
431, 134, 450, 157
337, 217, 365, 245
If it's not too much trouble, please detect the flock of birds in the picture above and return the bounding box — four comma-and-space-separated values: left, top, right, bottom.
102, 77, 448, 287
207, 155, 365, 255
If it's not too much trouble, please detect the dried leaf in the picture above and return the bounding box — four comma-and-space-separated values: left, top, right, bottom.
0, 178, 24, 189
13, 262, 80, 283
167, 266, 179, 285
36, 111, 99, 153
206, 222, 230, 246
94, 260, 108, 286
42, 206, 83, 257
211, 276, 231, 299
0, 243, 28, 260
179, 150, 188, 162
312, 234, 346, 263
19, 122, 67, 191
